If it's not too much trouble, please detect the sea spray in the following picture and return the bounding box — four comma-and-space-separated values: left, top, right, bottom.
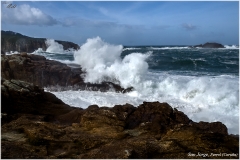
73, 37, 151, 88
45, 39, 65, 53
32, 39, 76, 55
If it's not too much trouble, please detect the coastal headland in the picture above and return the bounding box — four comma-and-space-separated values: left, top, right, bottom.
1, 30, 79, 54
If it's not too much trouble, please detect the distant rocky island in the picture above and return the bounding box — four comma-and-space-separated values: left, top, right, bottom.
1, 30, 80, 54
191, 42, 225, 48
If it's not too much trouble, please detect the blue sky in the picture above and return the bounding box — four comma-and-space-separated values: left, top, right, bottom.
1, 1, 239, 45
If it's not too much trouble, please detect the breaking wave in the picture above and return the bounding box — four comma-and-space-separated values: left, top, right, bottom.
73, 37, 151, 88
32, 39, 76, 55
224, 45, 239, 49
45, 39, 65, 53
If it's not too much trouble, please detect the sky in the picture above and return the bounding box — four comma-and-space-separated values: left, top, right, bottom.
1, 1, 239, 46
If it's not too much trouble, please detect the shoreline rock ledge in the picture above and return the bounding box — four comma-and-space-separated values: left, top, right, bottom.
1, 79, 239, 159
1, 53, 132, 93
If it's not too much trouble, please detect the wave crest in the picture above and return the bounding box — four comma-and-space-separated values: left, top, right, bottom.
73, 37, 151, 88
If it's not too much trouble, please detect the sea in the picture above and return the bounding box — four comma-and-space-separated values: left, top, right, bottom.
10, 37, 239, 134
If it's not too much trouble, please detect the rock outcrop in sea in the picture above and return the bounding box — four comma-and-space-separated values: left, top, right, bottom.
1, 30, 80, 53
1, 79, 239, 159
192, 42, 225, 48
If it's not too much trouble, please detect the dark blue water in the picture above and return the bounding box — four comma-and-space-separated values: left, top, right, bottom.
122, 46, 239, 76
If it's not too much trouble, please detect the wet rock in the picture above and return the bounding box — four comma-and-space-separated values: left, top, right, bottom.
193, 121, 228, 135
1, 79, 81, 120
1, 50, 5, 55
1, 80, 239, 159
1, 54, 132, 92
125, 102, 191, 135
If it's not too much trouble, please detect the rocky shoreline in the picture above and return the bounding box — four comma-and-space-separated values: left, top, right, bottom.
1, 53, 132, 93
1, 53, 239, 159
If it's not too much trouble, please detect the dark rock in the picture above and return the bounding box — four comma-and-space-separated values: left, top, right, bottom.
193, 42, 225, 48
1, 50, 5, 55
1, 30, 80, 53
1, 80, 239, 159
1, 54, 131, 92
1, 79, 81, 120
125, 102, 192, 135
193, 121, 228, 135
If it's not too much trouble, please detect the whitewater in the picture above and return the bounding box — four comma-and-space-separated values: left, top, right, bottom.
30, 37, 239, 134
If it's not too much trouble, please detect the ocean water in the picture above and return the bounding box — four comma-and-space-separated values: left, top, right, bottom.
29, 37, 239, 134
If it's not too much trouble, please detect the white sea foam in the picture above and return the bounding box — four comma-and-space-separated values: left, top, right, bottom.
49, 90, 143, 108
5, 51, 19, 55
73, 37, 151, 88
33, 48, 45, 53
50, 73, 239, 134
32, 39, 76, 55
224, 45, 239, 49
49, 37, 239, 134
148, 46, 190, 50
49, 58, 75, 64
45, 39, 65, 53
123, 47, 141, 51
147, 45, 239, 50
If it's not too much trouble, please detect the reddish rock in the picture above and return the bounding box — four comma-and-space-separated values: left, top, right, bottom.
1, 79, 239, 159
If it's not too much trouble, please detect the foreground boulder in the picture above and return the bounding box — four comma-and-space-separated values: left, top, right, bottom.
1, 53, 131, 92
1, 79, 83, 123
1, 79, 239, 159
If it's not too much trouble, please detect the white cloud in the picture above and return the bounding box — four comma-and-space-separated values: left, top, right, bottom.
1, 4, 58, 26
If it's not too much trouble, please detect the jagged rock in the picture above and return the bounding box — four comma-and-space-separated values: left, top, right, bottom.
1, 80, 239, 159
1, 54, 131, 92
125, 102, 190, 134
1, 79, 81, 120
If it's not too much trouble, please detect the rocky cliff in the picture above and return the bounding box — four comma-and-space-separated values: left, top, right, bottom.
1, 79, 239, 159
1, 30, 80, 53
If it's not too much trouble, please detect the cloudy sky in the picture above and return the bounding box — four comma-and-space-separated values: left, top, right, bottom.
1, 1, 239, 46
